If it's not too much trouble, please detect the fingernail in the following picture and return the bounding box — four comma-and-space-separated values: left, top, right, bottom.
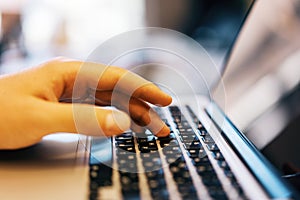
156, 125, 170, 137
106, 111, 130, 132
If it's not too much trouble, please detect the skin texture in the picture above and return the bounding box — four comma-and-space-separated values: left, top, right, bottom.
0, 58, 172, 150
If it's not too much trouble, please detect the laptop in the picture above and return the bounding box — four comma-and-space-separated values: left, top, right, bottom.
0, 0, 299, 199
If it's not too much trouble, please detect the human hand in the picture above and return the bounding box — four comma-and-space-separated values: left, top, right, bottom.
0, 58, 172, 149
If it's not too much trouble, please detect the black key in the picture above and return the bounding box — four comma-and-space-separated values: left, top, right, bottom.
148, 141, 158, 149
197, 128, 207, 136
197, 122, 205, 129
169, 159, 188, 175
187, 147, 206, 158
137, 135, 155, 143
143, 160, 162, 171
191, 155, 210, 166
151, 188, 169, 200
211, 151, 225, 160
148, 178, 166, 190
117, 153, 138, 172
181, 135, 199, 142
161, 139, 179, 147
145, 169, 164, 179
142, 152, 162, 171
117, 154, 137, 162
116, 148, 134, 155
168, 156, 197, 197
140, 151, 159, 160
184, 141, 202, 150
117, 146, 136, 153
183, 140, 201, 148
207, 186, 228, 200
179, 130, 195, 136
170, 165, 180, 174
202, 175, 221, 187
115, 133, 133, 141
173, 117, 182, 124
89, 164, 113, 186
120, 172, 139, 182
181, 193, 198, 200
206, 143, 219, 151
116, 143, 134, 148
166, 156, 182, 164
89, 137, 113, 187
178, 185, 197, 196
137, 137, 148, 143
118, 163, 138, 172
201, 135, 215, 143
162, 145, 181, 155
187, 149, 201, 158
224, 170, 236, 181
218, 160, 230, 170
139, 146, 150, 153
174, 176, 193, 185
177, 121, 190, 128
181, 170, 192, 180
122, 185, 139, 199
119, 172, 140, 198
196, 163, 214, 175
89, 190, 98, 200
90, 181, 98, 191
157, 132, 176, 144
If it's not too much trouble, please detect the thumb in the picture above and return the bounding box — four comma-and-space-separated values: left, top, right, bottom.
46, 102, 131, 136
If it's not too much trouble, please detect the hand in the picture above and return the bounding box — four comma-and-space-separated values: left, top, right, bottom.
0, 58, 172, 149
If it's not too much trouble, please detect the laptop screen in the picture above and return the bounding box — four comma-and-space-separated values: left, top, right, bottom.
213, 0, 300, 171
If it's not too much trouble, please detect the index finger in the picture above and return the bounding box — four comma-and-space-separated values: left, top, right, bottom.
79, 62, 172, 106
112, 69, 172, 106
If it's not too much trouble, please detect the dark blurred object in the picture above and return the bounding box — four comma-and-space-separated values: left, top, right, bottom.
283, 173, 300, 192
249, 84, 300, 191
249, 84, 300, 170
0, 12, 26, 62
145, 0, 249, 50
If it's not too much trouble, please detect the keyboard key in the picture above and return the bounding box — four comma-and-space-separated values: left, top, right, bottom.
202, 175, 221, 187
197, 122, 205, 129
178, 127, 193, 132
161, 140, 179, 148
218, 160, 230, 170
197, 128, 207, 136
206, 143, 219, 151
184, 141, 202, 150
119, 172, 140, 198
151, 188, 169, 200
207, 185, 228, 200
117, 146, 136, 153
148, 178, 166, 190
201, 135, 215, 143
115, 133, 133, 141
116, 143, 134, 148
196, 164, 214, 175
211, 151, 225, 160
89, 190, 98, 200
88, 105, 242, 200
89, 163, 113, 186
180, 134, 196, 141
145, 169, 164, 180
164, 147, 182, 156
137, 137, 148, 143
191, 155, 210, 166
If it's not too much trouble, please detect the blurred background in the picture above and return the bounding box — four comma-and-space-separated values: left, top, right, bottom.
0, 0, 299, 178
0, 0, 249, 73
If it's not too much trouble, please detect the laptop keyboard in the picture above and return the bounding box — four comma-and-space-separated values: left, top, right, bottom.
89, 106, 246, 200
